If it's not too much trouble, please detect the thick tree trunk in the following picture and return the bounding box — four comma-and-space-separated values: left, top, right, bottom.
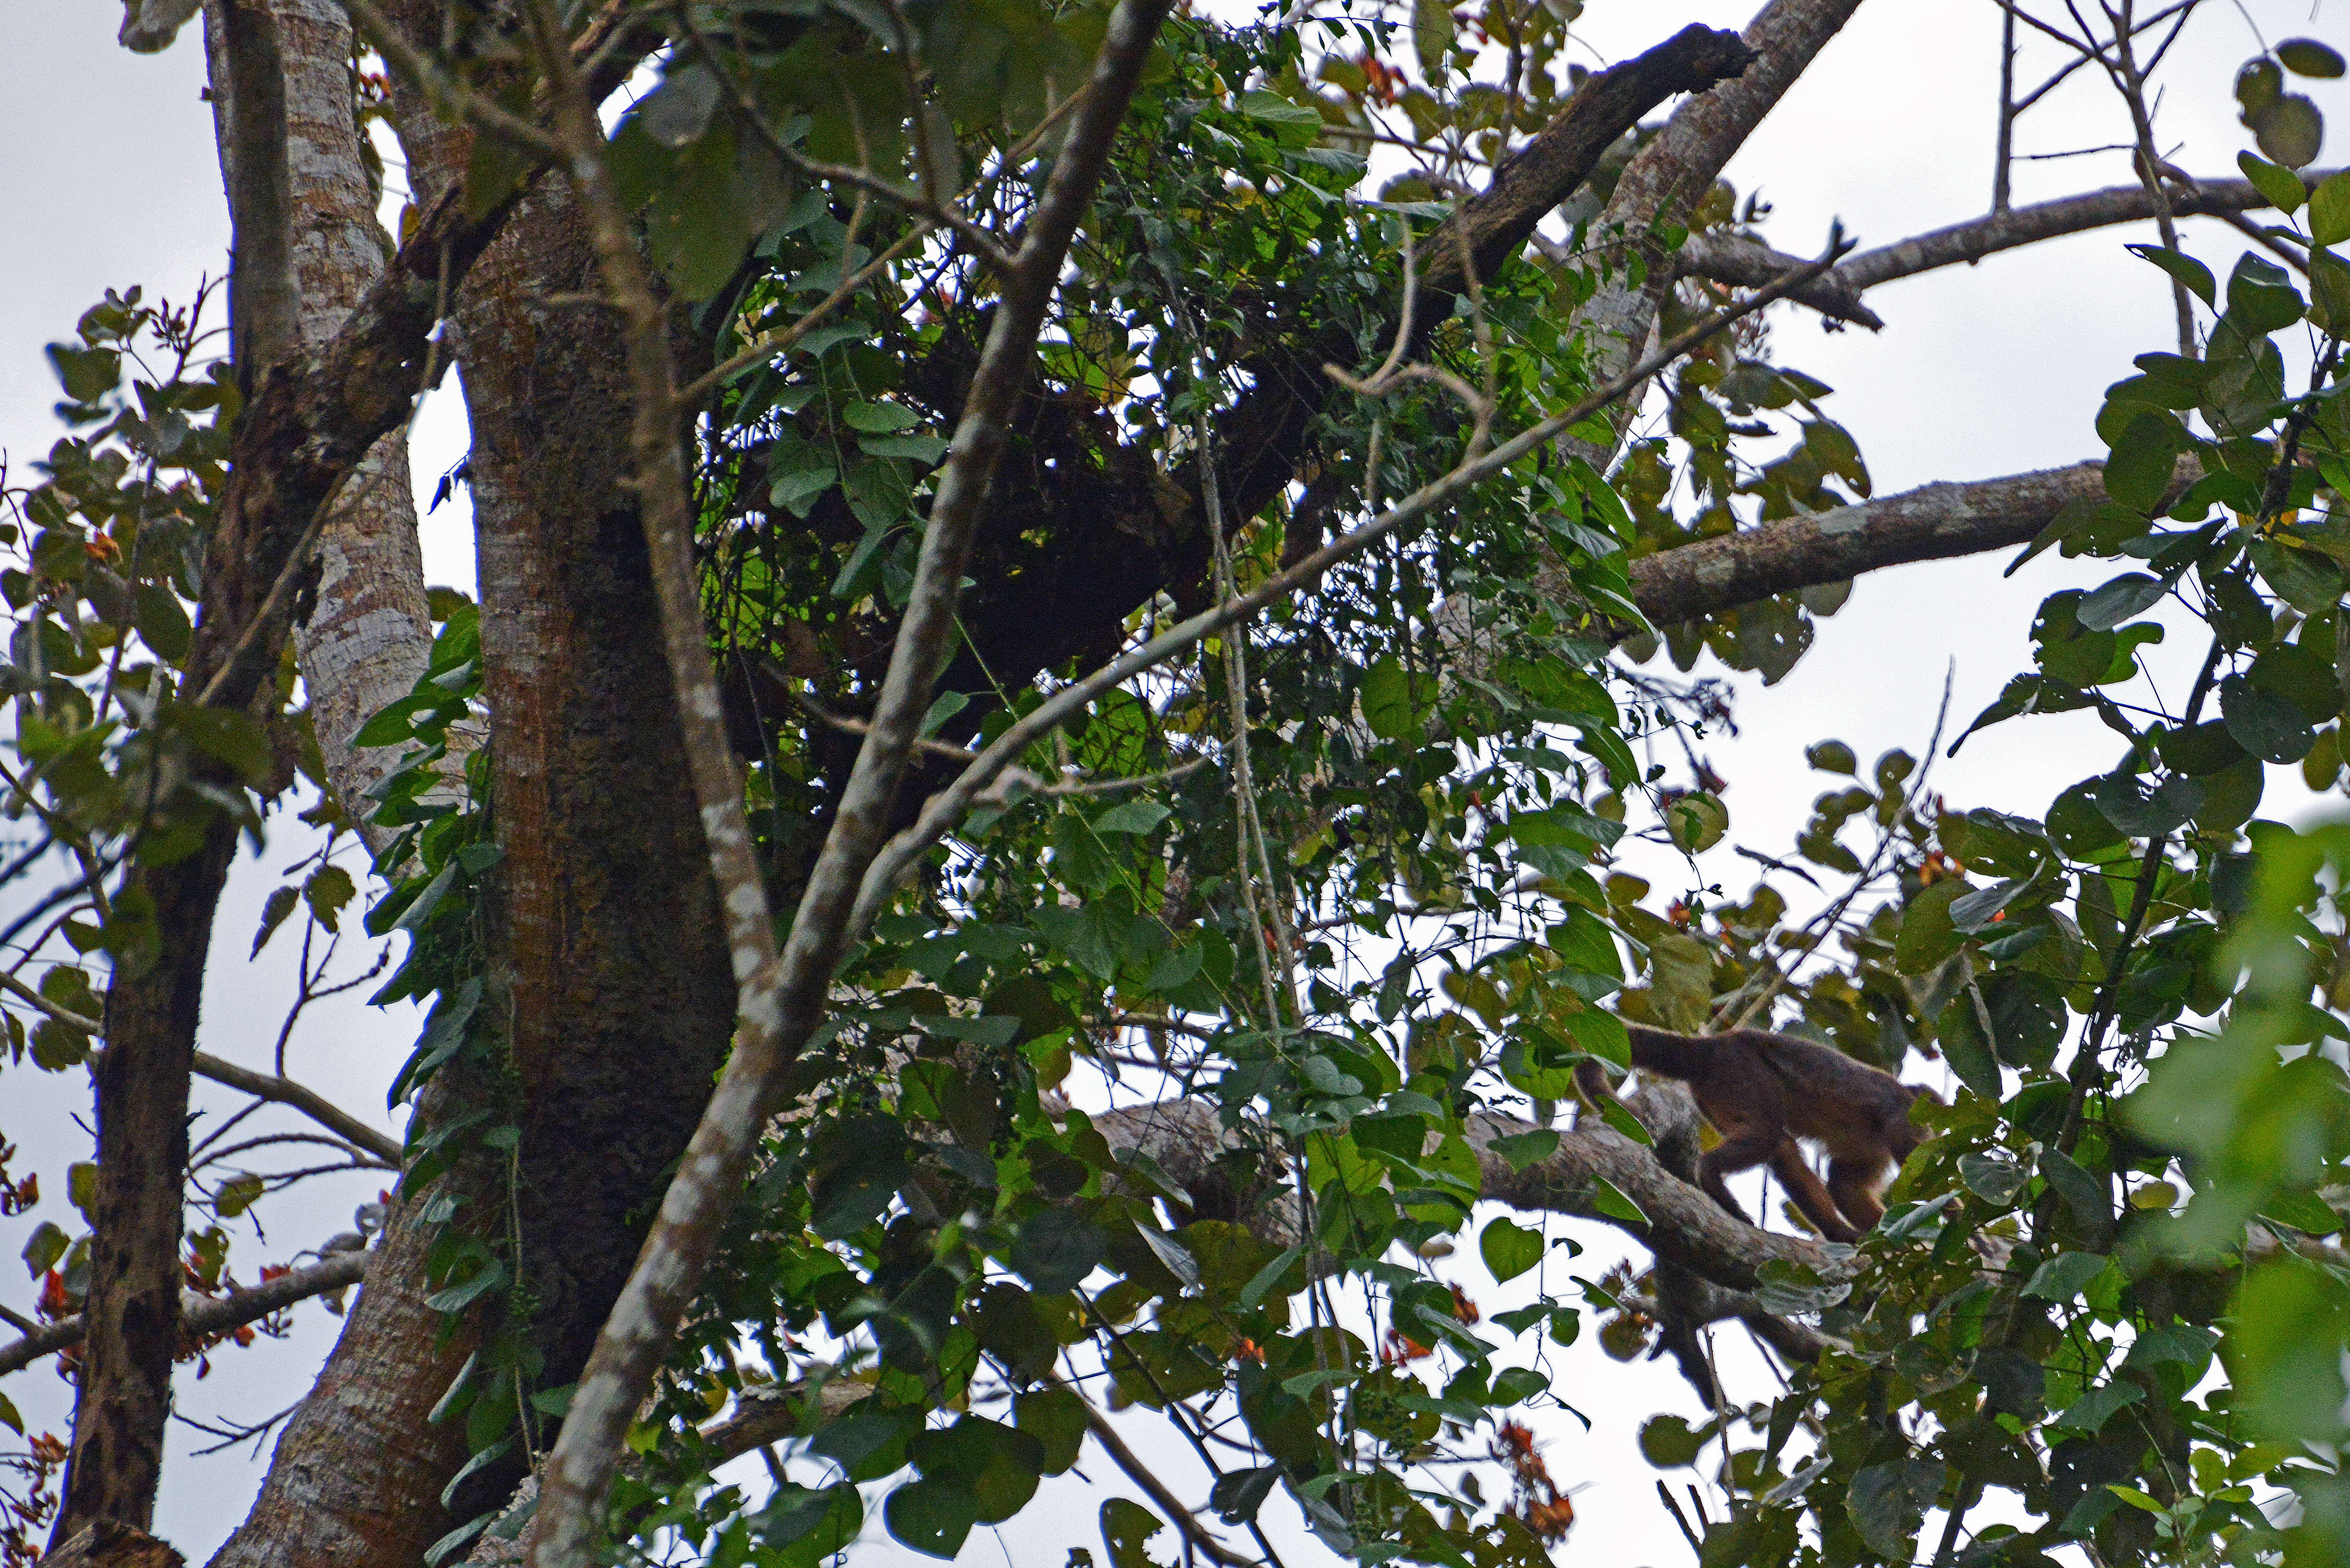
204, 1065, 500, 1568
451, 171, 736, 1470
49, 832, 233, 1545
208, 27, 735, 1561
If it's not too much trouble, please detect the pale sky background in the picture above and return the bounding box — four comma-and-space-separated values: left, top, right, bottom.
0, 1, 2345, 1564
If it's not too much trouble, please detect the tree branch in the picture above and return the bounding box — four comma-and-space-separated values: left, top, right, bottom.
1834, 170, 2344, 294
1623, 458, 2147, 628
1416, 24, 1754, 293
183, 1053, 404, 1167
1673, 230, 1884, 328
1570, 0, 1864, 426
0, 1252, 369, 1379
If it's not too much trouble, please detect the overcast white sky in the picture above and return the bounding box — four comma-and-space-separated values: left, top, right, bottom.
1, 1, 2345, 1563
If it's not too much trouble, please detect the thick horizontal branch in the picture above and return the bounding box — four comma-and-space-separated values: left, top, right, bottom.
1674, 231, 1884, 328
1089, 1094, 1838, 1293
1625, 459, 2115, 628
0, 1250, 369, 1378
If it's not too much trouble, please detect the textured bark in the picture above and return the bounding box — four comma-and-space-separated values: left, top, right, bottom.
1624, 460, 2112, 628
49, 833, 229, 1544
2, 1252, 371, 1379
1834, 171, 2343, 293
1675, 230, 1883, 328
206, 1069, 499, 1568
1416, 24, 1754, 294
1571, 0, 1864, 429
208, 37, 735, 1568
209, 0, 433, 844
40, 1520, 185, 1568
451, 170, 734, 1446
1087, 1094, 1841, 1292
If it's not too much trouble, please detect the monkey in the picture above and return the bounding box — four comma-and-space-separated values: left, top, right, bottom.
1576, 1024, 1937, 1244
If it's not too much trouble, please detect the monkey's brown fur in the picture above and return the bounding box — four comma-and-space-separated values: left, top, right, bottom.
1579, 1025, 1936, 1244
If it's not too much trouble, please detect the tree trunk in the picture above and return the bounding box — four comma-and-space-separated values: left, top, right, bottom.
207, 24, 736, 1558
206, 0, 434, 841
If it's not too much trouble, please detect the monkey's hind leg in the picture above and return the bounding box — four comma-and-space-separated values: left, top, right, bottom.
1769, 1141, 1860, 1244
1694, 1126, 1781, 1227
1827, 1157, 1891, 1236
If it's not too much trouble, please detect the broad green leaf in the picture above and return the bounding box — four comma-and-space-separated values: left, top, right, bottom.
2239, 150, 2308, 215
1479, 1217, 1544, 1283
2311, 172, 2350, 246
1100, 1498, 1173, 1568
2125, 244, 2215, 308
2223, 673, 2317, 763
2277, 37, 2346, 77
1012, 1208, 1105, 1293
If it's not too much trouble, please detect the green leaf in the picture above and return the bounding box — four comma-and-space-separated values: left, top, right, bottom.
2049, 1380, 2145, 1436
0, 1390, 19, 1436
1091, 799, 1171, 835
2239, 151, 2309, 215
844, 401, 920, 433
1893, 880, 1968, 975
2023, 1250, 2109, 1301
860, 433, 950, 463
1235, 90, 1322, 129
2228, 252, 2307, 332
2223, 673, 2317, 763
2251, 95, 2325, 169
2077, 572, 2166, 630
1361, 656, 1436, 741
885, 1478, 979, 1560
2277, 37, 2346, 77
1489, 1128, 1559, 1172
2311, 172, 2350, 247
214, 1172, 265, 1219
1410, 0, 1454, 77
20, 1220, 66, 1279
304, 864, 357, 933
1639, 1413, 1708, 1468
1479, 1217, 1545, 1283
1101, 1498, 1174, 1568
252, 884, 300, 959
1848, 1459, 1944, 1559
1209, 1467, 1279, 1525
1586, 1174, 1647, 1227
2103, 411, 2187, 512
46, 343, 120, 404
2230, 1259, 2350, 1440
1014, 1387, 1086, 1475
1013, 1208, 1105, 1293
2125, 245, 2215, 309
1805, 739, 1857, 774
